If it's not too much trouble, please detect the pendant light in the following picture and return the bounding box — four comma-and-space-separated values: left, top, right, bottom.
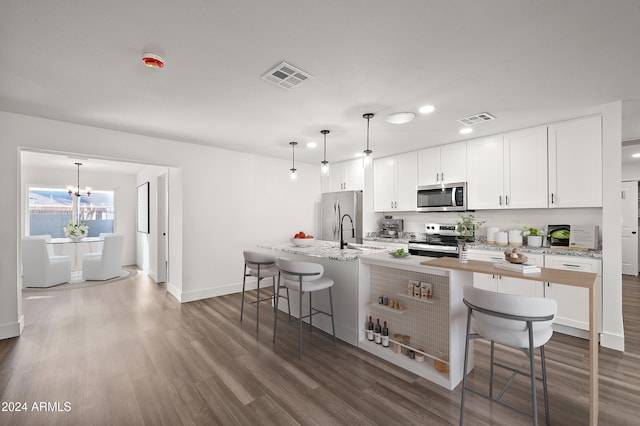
320, 129, 330, 177
67, 162, 91, 197
289, 141, 298, 180
362, 113, 375, 169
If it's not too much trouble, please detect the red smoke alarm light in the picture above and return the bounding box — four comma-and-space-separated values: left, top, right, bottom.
142, 53, 164, 68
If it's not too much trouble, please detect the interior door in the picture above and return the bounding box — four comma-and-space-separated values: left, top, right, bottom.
621, 180, 638, 276
156, 173, 168, 283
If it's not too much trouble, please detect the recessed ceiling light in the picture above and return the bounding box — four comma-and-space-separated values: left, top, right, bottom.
459, 127, 473, 135
307, 142, 317, 149
419, 105, 436, 114
632, 153, 640, 158
386, 112, 416, 124
354, 152, 364, 158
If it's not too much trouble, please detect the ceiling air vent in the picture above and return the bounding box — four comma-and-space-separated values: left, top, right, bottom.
457, 112, 496, 126
261, 61, 312, 90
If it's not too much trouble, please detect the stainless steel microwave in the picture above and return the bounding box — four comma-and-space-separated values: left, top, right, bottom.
417, 182, 467, 212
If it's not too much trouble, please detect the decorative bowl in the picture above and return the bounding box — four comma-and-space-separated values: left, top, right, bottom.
504, 253, 528, 263
291, 237, 315, 247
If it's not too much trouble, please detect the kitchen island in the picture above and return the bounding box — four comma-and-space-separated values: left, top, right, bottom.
358, 254, 599, 426
258, 240, 388, 345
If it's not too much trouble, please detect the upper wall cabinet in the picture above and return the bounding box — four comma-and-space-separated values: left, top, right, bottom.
467, 125, 548, 209
548, 115, 602, 208
373, 152, 418, 212
417, 141, 467, 186
323, 159, 364, 193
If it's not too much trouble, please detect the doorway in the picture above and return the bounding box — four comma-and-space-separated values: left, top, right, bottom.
621, 180, 639, 276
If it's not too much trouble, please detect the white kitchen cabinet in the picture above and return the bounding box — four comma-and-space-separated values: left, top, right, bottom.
548, 115, 602, 208
417, 142, 467, 186
467, 249, 544, 296
467, 126, 547, 210
373, 152, 417, 212
324, 159, 364, 192
544, 254, 602, 332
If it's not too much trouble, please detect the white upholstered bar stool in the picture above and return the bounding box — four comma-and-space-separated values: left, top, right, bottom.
460, 286, 557, 426
240, 251, 289, 333
273, 258, 336, 360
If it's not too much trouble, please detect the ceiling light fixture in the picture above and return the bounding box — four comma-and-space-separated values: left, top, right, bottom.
67, 162, 91, 197
632, 153, 640, 158
362, 113, 375, 169
142, 53, 165, 68
320, 130, 330, 177
289, 141, 298, 180
386, 112, 415, 124
459, 127, 473, 135
306, 142, 317, 149
419, 105, 436, 114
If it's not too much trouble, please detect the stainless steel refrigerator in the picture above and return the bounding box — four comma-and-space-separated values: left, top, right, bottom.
321, 190, 363, 244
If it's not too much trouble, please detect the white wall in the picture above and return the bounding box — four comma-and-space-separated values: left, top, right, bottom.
0, 110, 319, 339
21, 164, 138, 265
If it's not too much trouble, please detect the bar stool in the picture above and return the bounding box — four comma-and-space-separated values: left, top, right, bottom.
460, 286, 557, 426
273, 258, 336, 360
240, 251, 290, 333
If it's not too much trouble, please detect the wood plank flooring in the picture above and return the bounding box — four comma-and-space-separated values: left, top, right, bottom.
1, 270, 639, 425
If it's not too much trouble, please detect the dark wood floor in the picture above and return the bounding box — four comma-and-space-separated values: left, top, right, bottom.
1, 271, 639, 425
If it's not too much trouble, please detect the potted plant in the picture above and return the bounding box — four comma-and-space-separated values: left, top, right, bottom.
522, 226, 544, 247
456, 214, 485, 263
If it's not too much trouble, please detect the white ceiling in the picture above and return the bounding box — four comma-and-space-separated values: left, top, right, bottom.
3, 1, 640, 168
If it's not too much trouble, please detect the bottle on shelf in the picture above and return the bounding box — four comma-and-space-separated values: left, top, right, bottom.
374, 318, 382, 344
381, 321, 389, 347
367, 316, 374, 341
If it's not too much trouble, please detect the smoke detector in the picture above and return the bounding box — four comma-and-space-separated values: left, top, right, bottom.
262, 61, 312, 90
142, 53, 164, 68
457, 112, 495, 126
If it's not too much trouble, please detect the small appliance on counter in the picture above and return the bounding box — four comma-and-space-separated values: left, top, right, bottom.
547, 225, 571, 247
379, 217, 403, 238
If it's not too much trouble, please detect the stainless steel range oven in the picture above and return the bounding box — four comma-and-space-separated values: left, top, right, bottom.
408, 223, 459, 258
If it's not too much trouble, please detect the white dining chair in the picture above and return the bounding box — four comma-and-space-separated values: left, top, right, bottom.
21, 237, 71, 287
273, 258, 336, 360
460, 286, 557, 426
82, 234, 124, 280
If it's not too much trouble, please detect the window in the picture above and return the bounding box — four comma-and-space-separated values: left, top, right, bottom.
28, 187, 115, 238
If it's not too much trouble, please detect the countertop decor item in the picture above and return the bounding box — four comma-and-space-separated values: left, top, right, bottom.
522, 227, 544, 247
291, 236, 315, 247
504, 247, 528, 264
456, 214, 485, 263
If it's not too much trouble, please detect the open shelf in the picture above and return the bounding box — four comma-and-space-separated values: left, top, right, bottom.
358, 339, 451, 388
396, 292, 435, 305
370, 303, 406, 314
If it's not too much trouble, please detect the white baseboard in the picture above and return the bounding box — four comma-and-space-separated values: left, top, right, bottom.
0, 315, 24, 340
170, 277, 266, 303
601, 332, 625, 351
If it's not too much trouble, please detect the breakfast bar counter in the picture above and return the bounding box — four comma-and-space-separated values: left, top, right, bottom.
421, 257, 599, 426
258, 241, 387, 345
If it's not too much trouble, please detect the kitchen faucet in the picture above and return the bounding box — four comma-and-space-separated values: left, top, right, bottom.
340, 213, 355, 249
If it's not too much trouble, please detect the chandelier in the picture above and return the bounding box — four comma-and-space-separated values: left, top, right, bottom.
67, 162, 91, 197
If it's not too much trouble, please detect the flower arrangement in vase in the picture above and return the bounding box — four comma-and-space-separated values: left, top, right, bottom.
456, 214, 485, 263
64, 220, 88, 240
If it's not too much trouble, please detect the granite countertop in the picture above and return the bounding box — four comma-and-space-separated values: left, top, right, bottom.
467, 239, 602, 259
258, 240, 390, 261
